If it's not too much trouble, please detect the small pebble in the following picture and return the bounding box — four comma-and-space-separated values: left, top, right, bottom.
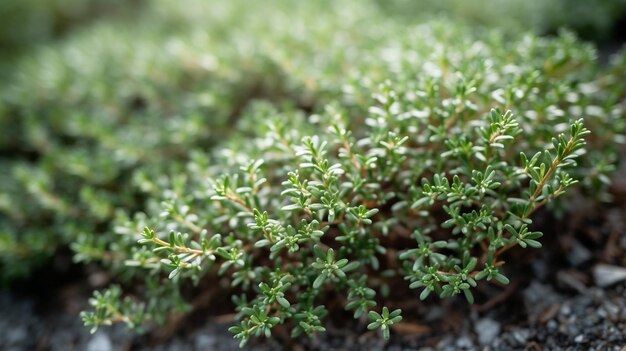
547, 320, 558, 330
512, 329, 530, 345
455, 334, 474, 349
567, 240, 592, 266
593, 264, 626, 287
6, 327, 27, 344
560, 304, 572, 316
86, 332, 113, 351
194, 334, 217, 349
474, 318, 501, 346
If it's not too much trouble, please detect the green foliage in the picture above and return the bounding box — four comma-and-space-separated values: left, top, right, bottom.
368, 307, 403, 340
0, 0, 624, 346
1, 0, 356, 282
0, 0, 142, 48
80, 8, 624, 345
377, 0, 626, 41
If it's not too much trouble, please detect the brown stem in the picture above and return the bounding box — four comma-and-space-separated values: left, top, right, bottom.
226, 193, 254, 213
152, 237, 209, 256
173, 214, 203, 235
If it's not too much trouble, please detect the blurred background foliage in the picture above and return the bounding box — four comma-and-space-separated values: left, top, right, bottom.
0, 0, 625, 284
377, 0, 626, 43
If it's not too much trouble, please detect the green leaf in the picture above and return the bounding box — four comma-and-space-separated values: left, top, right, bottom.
494, 273, 510, 285
276, 296, 290, 308
313, 273, 326, 289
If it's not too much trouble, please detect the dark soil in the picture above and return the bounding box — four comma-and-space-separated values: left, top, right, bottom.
2, 277, 626, 351
2, 161, 626, 351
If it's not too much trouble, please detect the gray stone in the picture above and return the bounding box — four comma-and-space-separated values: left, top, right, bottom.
475, 318, 501, 346
437, 335, 455, 350
567, 239, 592, 266
86, 332, 113, 351
512, 329, 530, 345
194, 334, 217, 349
6, 326, 27, 344
560, 304, 572, 316
547, 319, 558, 330
593, 264, 626, 287
455, 334, 474, 349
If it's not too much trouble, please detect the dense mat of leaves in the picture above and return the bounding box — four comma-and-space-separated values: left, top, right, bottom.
0, 0, 624, 345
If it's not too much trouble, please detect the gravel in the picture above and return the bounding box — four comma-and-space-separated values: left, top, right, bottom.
2, 272, 626, 351
488, 284, 626, 351
0, 291, 131, 351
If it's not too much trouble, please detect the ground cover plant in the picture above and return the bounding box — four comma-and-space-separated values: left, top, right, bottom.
76, 2, 624, 346
1, 0, 625, 348
1, 0, 330, 282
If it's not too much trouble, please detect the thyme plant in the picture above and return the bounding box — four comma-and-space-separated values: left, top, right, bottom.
0, 0, 623, 346
80, 13, 625, 342
88, 106, 590, 345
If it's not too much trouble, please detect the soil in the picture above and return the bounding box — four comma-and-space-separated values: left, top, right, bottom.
2, 161, 626, 351
2, 271, 626, 351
